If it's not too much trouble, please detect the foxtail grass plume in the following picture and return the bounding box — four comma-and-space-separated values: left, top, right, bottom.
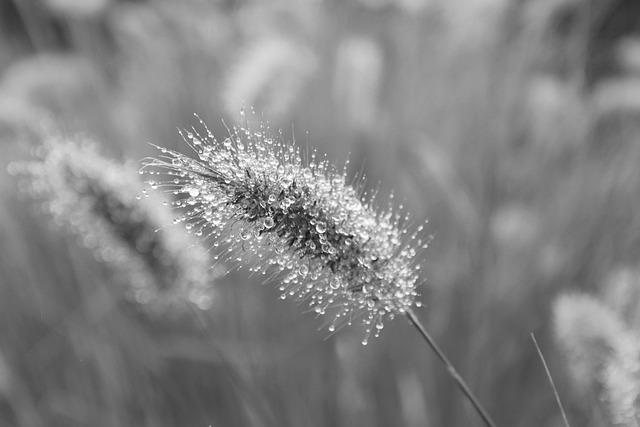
223, 37, 317, 121
554, 292, 640, 425
334, 36, 383, 131
10, 133, 215, 311
554, 293, 627, 392
604, 334, 640, 427
141, 113, 427, 343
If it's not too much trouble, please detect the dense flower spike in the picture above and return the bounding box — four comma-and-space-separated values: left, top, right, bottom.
11, 134, 215, 311
141, 114, 427, 343
554, 293, 640, 425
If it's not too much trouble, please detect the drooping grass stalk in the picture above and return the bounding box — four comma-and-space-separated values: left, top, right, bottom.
141, 113, 497, 425
407, 309, 497, 427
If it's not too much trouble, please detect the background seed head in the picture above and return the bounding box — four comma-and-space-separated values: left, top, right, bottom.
11, 133, 216, 312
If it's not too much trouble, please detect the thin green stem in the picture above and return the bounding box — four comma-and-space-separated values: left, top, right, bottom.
406, 308, 497, 427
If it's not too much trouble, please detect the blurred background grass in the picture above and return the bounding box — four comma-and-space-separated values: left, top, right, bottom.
2, 0, 640, 426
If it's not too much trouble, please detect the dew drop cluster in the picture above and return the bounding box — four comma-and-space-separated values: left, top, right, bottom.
141, 115, 428, 343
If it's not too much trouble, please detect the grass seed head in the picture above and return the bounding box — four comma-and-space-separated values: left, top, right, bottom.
10, 133, 215, 312
554, 292, 640, 424
141, 114, 427, 343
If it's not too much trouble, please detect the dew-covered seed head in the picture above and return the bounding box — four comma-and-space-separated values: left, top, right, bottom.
141, 114, 428, 342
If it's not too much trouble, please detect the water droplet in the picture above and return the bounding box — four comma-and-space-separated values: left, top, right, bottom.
298, 264, 309, 277
263, 217, 275, 229
188, 188, 200, 197
315, 221, 327, 233
303, 169, 312, 180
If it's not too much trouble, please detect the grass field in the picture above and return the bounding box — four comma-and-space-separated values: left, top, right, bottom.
2, 1, 640, 426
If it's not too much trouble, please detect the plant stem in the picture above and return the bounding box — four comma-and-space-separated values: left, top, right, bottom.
406, 308, 498, 427
530, 333, 571, 427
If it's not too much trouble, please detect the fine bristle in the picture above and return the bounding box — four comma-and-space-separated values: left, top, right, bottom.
141, 115, 427, 343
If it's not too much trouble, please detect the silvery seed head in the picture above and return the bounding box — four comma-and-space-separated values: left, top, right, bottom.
141, 114, 427, 343
554, 293, 640, 425
10, 133, 215, 311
